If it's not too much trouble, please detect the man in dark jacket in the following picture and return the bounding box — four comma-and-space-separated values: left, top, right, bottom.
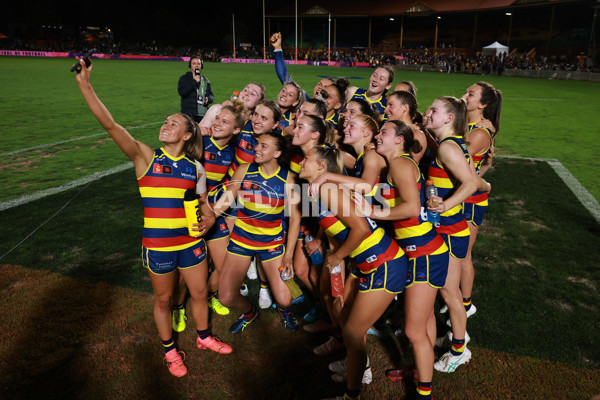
178, 56, 214, 122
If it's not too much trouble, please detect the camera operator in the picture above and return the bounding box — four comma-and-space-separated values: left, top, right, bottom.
178, 56, 214, 123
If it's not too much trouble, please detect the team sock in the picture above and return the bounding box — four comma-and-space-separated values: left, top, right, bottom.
161, 337, 176, 354
197, 328, 211, 340
244, 305, 257, 319
208, 291, 217, 300
450, 337, 466, 356
463, 297, 472, 312
259, 278, 269, 289
277, 306, 291, 314
174, 302, 185, 310
416, 381, 432, 399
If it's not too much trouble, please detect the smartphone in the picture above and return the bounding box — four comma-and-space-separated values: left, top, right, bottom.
70, 48, 97, 73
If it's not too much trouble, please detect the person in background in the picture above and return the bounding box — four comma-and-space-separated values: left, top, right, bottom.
270, 32, 335, 100
178, 56, 214, 123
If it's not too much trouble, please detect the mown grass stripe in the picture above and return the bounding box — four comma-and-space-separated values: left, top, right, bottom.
2, 156, 598, 225
497, 155, 600, 223
0, 162, 133, 212
0, 122, 162, 157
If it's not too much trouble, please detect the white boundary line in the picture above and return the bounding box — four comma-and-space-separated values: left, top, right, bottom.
497, 155, 600, 223
0, 162, 133, 212
0, 122, 162, 157
1, 155, 599, 224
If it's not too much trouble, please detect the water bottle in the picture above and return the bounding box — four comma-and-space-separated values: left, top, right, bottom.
305, 234, 324, 266
330, 264, 344, 298
279, 266, 304, 303
183, 188, 202, 237
230, 90, 239, 101
425, 180, 441, 227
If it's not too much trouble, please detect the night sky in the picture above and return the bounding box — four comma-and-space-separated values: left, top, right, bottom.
5, 0, 268, 47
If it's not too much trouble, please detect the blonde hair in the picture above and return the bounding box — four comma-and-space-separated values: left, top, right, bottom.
311, 146, 344, 175
353, 114, 379, 138
221, 99, 247, 129
438, 96, 468, 138
179, 113, 203, 161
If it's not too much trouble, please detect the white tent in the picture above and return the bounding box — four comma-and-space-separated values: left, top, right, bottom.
482, 41, 509, 57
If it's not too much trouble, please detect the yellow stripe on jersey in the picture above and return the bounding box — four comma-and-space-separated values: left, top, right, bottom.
350, 227, 385, 259
139, 187, 186, 199
441, 204, 463, 217
234, 218, 283, 236
143, 217, 187, 230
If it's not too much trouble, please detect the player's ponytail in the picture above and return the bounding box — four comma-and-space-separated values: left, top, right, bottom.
180, 113, 204, 161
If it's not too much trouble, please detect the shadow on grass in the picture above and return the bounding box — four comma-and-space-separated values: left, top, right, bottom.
1, 159, 600, 398
0, 266, 118, 399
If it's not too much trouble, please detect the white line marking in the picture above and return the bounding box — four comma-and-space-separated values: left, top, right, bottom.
0, 181, 92, 262
0, 162, 133, 212
1, 155, 598, 224
497, 155, 600, 223
0, 122, 162, 157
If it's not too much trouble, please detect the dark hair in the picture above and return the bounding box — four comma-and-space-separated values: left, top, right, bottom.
188, 56, 203, 68
256, 99, 282, 126
303, 98, 327, 119
179, 113, 203, 161
377, 66, 395, 96
331, 78, 349, 106
311, 146, 344, 175
347, 97, 377, 120
475, 81, 503, 138
303, 114, 336, 147
396, 81, 417, 97
384, 120, 422, 154
388, 91, 419, 123
438, 96, 468, 137
262, 131, 290, 169
220, 99, 247, 130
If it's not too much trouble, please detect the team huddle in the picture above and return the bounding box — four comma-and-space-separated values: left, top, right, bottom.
74, 32, 502, 400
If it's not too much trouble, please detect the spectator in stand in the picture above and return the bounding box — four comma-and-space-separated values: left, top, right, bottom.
178, 56, 214, 123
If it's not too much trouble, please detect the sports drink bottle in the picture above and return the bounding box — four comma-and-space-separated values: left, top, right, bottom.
279, 266, 304, 302
425, 180, 441, 227
305, 234, 324, 265
330, 264, 344, 298
184, 188, 202, 237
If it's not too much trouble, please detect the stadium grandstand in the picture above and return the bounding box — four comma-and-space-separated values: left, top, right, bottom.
1, 0, 598, 72
266, 0, 599, 70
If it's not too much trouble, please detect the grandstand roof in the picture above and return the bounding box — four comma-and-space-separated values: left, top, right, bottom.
267, 0, 577, 17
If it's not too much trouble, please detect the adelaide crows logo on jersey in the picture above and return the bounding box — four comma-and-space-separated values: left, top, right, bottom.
153, 164, 173, 174
240, 139, 253, 151
242, 180, 260, 190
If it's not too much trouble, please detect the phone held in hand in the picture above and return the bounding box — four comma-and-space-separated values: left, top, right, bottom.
70, 48, 96, 73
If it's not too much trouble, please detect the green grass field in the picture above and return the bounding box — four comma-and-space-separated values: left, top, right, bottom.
0, 56, 599, 399
0, 56, 599, 202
